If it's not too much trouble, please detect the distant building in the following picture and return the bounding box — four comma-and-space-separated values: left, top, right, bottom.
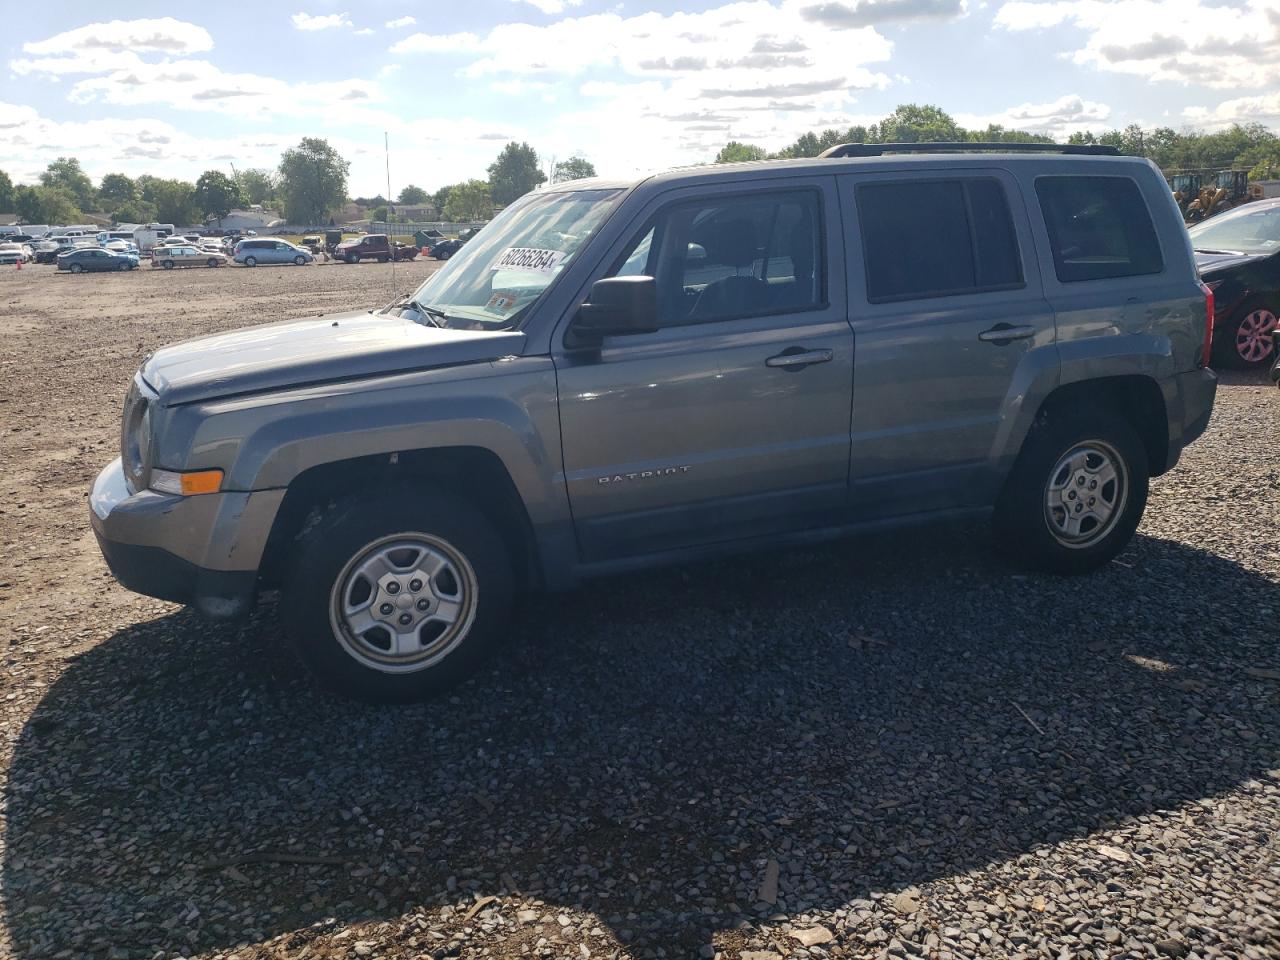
211, 208, 287, 231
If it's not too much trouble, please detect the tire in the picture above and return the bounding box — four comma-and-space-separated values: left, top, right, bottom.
207, 258, 220, 268
377, 255, 390, 264
346, 253, 359, 264
294, 255, 307, 266
1213, 297, 1278, 370
244, 256, 257, 267
282, 487, 515, 703
70, 263, 83, 274
162, 260, 174, 270
117, 261, 129, 271
993, 406, 1149, 575
437, 248, 452, 260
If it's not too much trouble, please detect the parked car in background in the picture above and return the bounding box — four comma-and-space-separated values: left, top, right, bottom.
233, 239, 314, 267
152, 245, 228, 269
105, 239, 140, 256
6, 234, 37, 245
0, 242, 34, 264
58, 248, 138, 273
427, 237, 466, 260
333, 233, 416, 263
32, 240, 64, 264
1190, 197, 1280, 369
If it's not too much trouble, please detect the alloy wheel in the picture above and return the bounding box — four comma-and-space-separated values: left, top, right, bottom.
1236, 309, 1277, 364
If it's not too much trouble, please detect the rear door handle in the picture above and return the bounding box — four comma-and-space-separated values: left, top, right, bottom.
978, 323, 1037, 345
766, 347, 833, 370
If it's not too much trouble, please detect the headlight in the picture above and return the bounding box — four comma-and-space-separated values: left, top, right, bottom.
120, 382, 152, 492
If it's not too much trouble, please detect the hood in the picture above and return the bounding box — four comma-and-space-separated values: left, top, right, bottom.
1194, 249, 1269, 274
142, 310, 526, 405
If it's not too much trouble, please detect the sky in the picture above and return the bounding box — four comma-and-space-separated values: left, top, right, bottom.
4, 0, 1280, 197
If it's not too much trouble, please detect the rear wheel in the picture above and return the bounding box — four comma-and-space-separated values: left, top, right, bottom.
1215, 297, 1277, 369
993, 408, 1148, 574
377, 255, 390, 264
70, 263, 83, 274
162, 259, 174, 270
283, 488, 514, 702
244, 256, 257, 267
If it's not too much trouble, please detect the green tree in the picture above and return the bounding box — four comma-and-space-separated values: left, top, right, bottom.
715, 141, 768, 163
194, 170, 243, 225
552, 156, 597, 182
487, 142, 545, 206
238, 168, 277, 206
0, 169, 16, 213
97, 173, 137, 210
869, 104, 963, 143
39, 157, 96, 211
277, 137, 350, 225
370, 204, 391, 222
15, 185, 81, 224
432, 185, 455, 211
110, 199, 158, 225
397, 184, 430, 204
143, 178, 199, 225
443, 180, 491, 221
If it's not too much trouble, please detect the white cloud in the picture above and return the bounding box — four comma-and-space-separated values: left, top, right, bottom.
354, 27, 375, 35
955, 93, 1111, 136
994, 0, 1280, 89
511, 0, 584, 14
391, 32, 483, 54
385, 15, 417, 27
291, 12, 353, 31
393, 0, 899, 131
1186, 89, 1280, 127
22, 17, 213, 56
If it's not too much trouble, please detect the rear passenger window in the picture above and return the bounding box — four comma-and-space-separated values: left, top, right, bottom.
1036, 176, 1163, 282
857, 179, 1023, 302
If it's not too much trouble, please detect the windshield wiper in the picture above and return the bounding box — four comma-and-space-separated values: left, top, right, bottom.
385, 295, 448, 327
1195, 248, 1246, 256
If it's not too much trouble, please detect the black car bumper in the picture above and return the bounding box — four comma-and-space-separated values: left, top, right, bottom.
93, 533, 257, 618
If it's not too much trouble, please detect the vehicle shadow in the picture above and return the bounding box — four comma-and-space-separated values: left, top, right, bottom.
5, 527, 1279, 957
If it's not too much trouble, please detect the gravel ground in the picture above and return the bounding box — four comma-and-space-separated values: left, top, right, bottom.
0, 261, 1277, 960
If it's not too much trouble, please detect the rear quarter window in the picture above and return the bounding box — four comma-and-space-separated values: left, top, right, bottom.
1035, 176, 1163, 283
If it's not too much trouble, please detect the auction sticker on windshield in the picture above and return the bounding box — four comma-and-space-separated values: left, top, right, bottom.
491, 247, 566, 275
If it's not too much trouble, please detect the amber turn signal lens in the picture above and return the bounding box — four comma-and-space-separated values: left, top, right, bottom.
179, 469, 224, 495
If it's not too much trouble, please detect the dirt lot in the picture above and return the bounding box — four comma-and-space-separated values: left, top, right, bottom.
0, 261, 1277, 960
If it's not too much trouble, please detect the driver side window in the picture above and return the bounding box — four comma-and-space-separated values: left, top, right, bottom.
609, 190, 824, 328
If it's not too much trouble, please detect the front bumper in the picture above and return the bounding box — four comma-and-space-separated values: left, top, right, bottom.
90, 458, 284, 619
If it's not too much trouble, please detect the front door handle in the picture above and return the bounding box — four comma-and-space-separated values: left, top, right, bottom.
766, 347, 834, 370
978, 323, 1037, 345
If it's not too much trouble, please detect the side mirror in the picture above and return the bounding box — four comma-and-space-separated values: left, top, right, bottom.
570, 276, 658, 345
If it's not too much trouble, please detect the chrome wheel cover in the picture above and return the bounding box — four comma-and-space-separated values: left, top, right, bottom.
328, 533, 478, 674
1043, 440, 1128, 549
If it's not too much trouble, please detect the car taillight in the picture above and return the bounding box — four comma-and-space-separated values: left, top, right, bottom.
1197, 279, 1215, 368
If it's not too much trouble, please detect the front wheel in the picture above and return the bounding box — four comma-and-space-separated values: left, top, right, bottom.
993, 408, 1149, 574
70, 263, 83, 274
437, 249, 452, 260
294, 255, 307, 266
207, 258, 220, 268
283, 488, 514, 702
346, 253, 359, 264
117, 261, 130, 271
1215, 298, 1277, 370
162, 260, 174, 270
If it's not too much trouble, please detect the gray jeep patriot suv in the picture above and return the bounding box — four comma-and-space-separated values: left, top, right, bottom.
91, 143, 1218, 702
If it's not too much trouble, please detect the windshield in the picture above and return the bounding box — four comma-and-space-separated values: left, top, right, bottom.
395, 188, 622, 329
1188, 203, 1280, 255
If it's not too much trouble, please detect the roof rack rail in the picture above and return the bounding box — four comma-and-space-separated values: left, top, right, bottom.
819, 142, 1122, 158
